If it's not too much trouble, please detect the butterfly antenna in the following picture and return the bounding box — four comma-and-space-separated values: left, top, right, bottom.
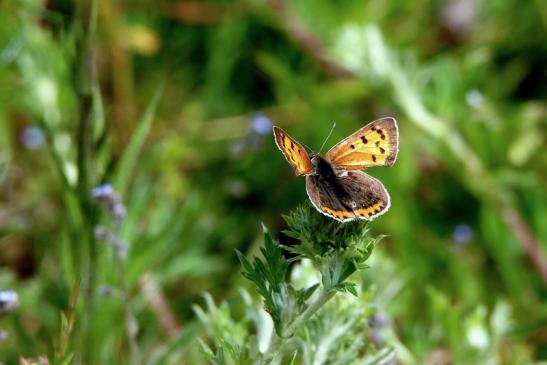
318, 122, 336, 154
300, 141, 314, 154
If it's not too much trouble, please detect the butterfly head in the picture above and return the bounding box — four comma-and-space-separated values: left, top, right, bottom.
309, 154, 320, 170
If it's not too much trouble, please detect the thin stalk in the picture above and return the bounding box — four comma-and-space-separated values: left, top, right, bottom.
74, 0, 99, 361
261, 288, 336, 364
261, 335, 297, 365
112, 221, 141, 365
95, 218, 140, 363
284, 288, 336, 337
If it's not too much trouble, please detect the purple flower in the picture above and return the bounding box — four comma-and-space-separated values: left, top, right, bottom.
250, 113, 272, 135
453, 224, 473, 245
91, 184, 115, 200
0, 290, 18, 317
91, 184, 126, 221
21, 127, 45, 150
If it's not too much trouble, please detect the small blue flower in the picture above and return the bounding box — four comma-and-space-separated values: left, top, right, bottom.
453, 224, 473, 245
0, 290, 18, 314
250, 113, 272, 135
91, 184, 114, 199
466, 89, 483, 109
21, 127, 45, 150
91, 184, 126, 221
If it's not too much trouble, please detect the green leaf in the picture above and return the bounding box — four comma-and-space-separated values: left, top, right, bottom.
302, 283, 320, 301
114, 82, 163, 196
336, 282, 358, 296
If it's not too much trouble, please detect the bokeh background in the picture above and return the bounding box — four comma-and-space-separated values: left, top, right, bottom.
0, 0, 546, 363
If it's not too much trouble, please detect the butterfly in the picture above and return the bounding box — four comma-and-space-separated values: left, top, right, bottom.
273, 118, 399, 222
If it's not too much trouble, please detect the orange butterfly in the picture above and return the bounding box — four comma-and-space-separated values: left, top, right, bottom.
273, 118, 399, 222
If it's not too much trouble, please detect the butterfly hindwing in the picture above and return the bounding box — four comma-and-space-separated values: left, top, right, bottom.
325, 117, 398, 170
337, 170, 390, 220
306, 168, 390, 222
273, 126, 313, 176
306, 175, 355, 222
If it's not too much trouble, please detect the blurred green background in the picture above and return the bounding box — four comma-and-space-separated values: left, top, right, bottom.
0, 0, 546, 363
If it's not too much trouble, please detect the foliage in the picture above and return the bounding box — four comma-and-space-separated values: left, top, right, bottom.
198, 207, 392, 364
0, 0, 546, 363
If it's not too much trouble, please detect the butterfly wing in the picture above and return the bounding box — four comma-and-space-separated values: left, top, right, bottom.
273, 126, 313, 176
306, 169, 390, 222
325, 117, 398, 170
338, 170, 390, 220
306, 175, 356, 222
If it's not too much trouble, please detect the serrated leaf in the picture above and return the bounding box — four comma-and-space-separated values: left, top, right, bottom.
337, 282, 358, 296
301, 283, 319, 301
235, 249, 254, 276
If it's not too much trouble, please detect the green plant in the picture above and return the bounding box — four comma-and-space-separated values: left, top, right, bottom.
197, 203, 393, 365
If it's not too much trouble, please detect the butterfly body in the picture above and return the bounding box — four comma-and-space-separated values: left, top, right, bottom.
273, 118, 398, 222
309, 155, 338, 189
306, 155, 355, 221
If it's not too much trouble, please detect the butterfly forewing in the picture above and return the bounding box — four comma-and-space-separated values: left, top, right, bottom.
273, 126, 313, 176
325, 117, 398, 170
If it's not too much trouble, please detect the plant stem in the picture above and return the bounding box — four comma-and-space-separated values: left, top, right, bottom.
285, 288, 336, 337
117, 255, 141, 365
110, 217, 140, 365
74, 0, 99, 361
261, 287, 336, 364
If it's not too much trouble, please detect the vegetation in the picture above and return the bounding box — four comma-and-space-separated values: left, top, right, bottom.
0, 0, 546, 364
